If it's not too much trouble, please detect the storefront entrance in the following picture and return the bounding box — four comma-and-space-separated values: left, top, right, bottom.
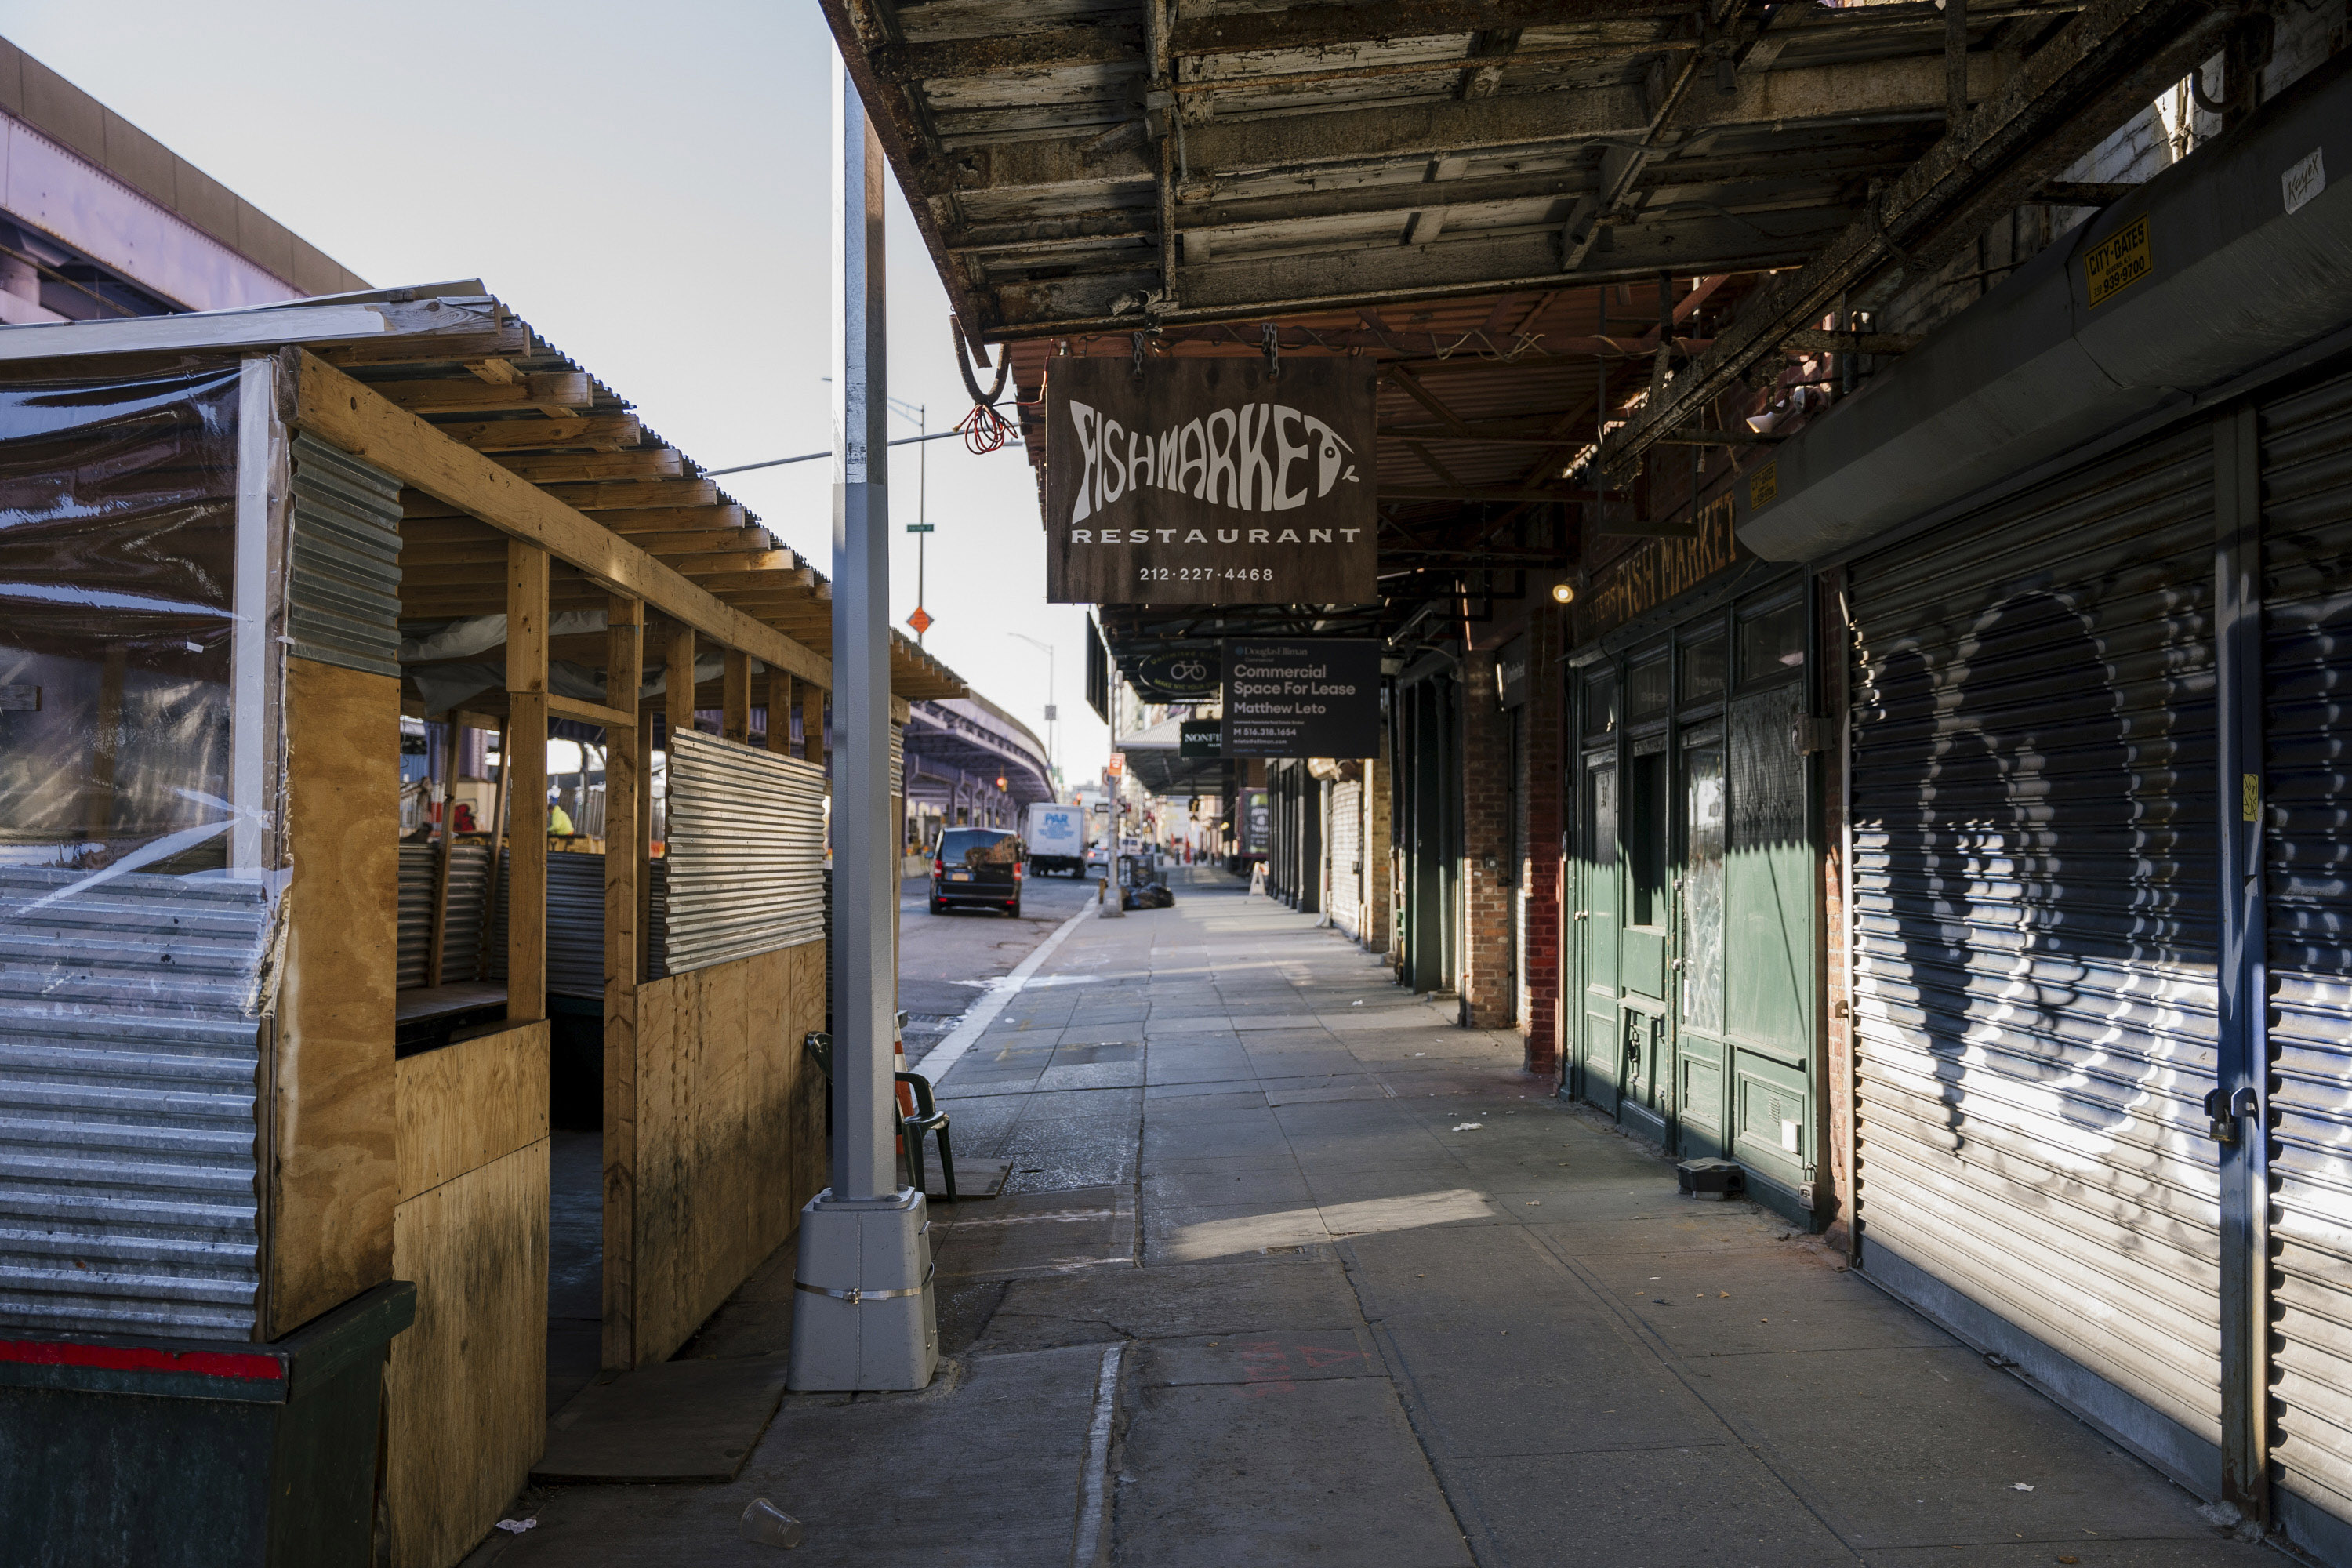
1569, 583, 1817, 1221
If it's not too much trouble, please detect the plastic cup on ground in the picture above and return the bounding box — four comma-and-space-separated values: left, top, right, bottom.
739, 1497, 805, 1548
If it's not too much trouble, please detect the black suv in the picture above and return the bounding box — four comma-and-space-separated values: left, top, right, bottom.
928, 827, 1025, 916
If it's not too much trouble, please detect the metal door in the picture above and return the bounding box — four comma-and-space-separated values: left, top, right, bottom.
1577, 749, 1621, 1114
2256, 365, 2352, 1553
1848, 418, 2223, 1460
1724, 612, 1813, 1192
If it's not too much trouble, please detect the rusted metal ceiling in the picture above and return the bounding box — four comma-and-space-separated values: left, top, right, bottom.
826, 0, 2131, 339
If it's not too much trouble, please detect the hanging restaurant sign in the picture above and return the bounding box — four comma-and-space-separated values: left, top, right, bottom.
1045, 357, 1378, 606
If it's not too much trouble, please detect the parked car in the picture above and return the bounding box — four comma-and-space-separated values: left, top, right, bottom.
929, 826, 1025, 916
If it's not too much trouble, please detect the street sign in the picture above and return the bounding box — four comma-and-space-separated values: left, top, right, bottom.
906, 523, 935, 533
1043, 703, 1058, 722
906, 606, 934, 635
1044, 357, 1377, 606
1107, 752, 1125, 777
1221, 639, 1381, 759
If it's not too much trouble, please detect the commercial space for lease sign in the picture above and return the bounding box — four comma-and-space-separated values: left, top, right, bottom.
1045, 357, 1379, 605
1221, 639, 1380, 759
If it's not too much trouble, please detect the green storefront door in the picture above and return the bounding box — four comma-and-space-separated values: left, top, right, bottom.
1567, 586, 1817, 1221
1577, 749, 1621, 1112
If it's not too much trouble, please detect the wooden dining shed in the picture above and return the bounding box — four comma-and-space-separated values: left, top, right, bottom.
0, 288, 963, 1566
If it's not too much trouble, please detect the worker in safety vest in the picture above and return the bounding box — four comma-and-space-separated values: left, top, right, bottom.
549, 793, 575, 837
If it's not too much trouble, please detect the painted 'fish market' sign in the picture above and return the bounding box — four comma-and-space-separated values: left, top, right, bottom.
1046, 357, 1378, 605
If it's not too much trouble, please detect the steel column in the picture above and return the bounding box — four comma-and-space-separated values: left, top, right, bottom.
2212, 402, 2270, 1522
789, 56, 938, 1393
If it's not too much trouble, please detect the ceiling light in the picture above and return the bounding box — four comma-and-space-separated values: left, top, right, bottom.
1552, 583, 1577, 605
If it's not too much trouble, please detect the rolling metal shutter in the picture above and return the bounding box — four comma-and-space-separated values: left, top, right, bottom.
0, 867, 268, 1341
662, 729, 826, 974
2258, 366, 2352, 1533
1848, 419, 2223, 1448
286, 434, 402, 680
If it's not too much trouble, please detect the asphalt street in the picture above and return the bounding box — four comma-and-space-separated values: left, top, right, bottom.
896, 859, 1103, 1060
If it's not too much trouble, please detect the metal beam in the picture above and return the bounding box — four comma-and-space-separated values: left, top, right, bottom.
993, 208, 1847, 329
1602, 0, 2242, 474
1167, 2, 1683, 57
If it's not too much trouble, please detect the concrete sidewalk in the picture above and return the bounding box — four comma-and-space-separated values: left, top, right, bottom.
470, 869, 2271, 1567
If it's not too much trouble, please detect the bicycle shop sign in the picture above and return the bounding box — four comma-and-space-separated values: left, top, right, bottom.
1045, 355, 1379, 606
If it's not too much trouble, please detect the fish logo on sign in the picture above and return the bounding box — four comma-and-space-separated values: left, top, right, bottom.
1064, 400, 1359, 525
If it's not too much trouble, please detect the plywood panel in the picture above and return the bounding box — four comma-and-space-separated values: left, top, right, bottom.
270, 657, 400, 1338
386, 1138, 548, 1568
621, 941, 824, 1365
395, 1023, 550, 1203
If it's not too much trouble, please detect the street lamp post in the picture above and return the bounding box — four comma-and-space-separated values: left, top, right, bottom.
1007, 631, 1058, 786
789, 56, 938, 1393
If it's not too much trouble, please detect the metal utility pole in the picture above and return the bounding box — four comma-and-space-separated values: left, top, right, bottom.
1008, 631, 1058, 782
789, 53, 938, 1393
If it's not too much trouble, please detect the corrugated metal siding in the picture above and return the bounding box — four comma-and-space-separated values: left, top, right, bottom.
664, 729, 826, 975
287, 433, 401, 679
0, 867, 267, 1341
1332, 780, 1363, 940
546, 853, 607, 1000
891, 723, 903, 797
488, 850, 666, 991
2259, 366, 2352, 1527
1849, 421, 2223, 1444
441, 843, 492, 985
396, 840, 495, 990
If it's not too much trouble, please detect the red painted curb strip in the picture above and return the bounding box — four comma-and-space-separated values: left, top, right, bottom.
0, 1337, 284, 1381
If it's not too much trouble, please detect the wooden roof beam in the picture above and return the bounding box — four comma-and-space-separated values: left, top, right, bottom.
498, 449, 687, 484
439, 412, 640, 454
286, 349, 832, 691
375, 372, 593, 417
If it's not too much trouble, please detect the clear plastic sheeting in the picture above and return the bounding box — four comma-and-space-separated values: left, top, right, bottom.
0, 364, 283, 1341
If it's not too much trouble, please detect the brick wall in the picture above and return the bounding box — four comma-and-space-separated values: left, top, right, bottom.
1459, 649, 1515, 1029
1518, 612, 1564, 1078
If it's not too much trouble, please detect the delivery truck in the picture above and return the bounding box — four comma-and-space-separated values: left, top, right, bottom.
1025, 802, 1091, 877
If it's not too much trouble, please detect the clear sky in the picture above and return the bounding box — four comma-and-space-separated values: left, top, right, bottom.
0, 1, 1105, 786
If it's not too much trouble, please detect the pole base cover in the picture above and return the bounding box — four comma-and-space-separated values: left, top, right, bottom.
786, 1188, 939, 1391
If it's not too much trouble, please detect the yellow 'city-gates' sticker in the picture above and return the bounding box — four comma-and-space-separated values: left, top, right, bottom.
2085, 215, 2152, 308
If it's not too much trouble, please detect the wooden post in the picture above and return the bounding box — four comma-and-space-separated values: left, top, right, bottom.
666, 624, 697, 740
765, 671, 791, 755
722, 648, 751, 743
426, 717, 462, 988
800, 681, 828, 786
506, 542, 550, 1024
477, 722, 512, 979
602, 595, 644, 1371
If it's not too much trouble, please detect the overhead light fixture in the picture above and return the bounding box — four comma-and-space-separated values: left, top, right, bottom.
1552, 583, 1577, 605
